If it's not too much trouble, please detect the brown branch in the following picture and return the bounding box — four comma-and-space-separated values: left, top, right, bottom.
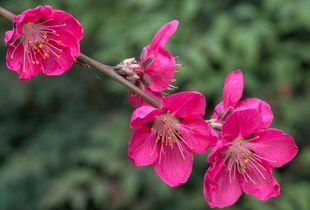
77, 54, 162, 108
0, 7, 15, 21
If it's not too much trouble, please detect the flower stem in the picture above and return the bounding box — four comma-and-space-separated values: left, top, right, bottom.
0, 6, 162, 108
0, 7, 14, 21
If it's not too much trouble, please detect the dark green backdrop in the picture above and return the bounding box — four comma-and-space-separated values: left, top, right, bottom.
0, 0, 309, 210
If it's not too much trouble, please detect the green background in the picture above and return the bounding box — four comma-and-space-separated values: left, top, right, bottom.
0, 0, 309, 209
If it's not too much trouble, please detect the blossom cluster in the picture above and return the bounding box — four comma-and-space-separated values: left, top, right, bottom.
2, 5, 298, 208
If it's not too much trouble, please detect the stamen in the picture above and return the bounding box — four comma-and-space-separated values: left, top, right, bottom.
225, 136, 272, 184
152, 113, 187, 162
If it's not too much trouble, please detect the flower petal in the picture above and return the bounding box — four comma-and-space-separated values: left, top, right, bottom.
239, 165, 280, 200
144, 48, 176, 92
204, 154, 242, 208
210, 102, 224, 120
250, 128, 298, 168
163, 91, 206, 119
4, 30, 14, 44
153, 144, 193, 187
236, 98, 273, 128
50, 29, 81, 57
222, 110, 263, 139
130, 106, 163, 129
128, 85, 163, 108
14, 6, 53, 36
223, 70, 244, 110
19, 62, 42, 80
49, 10, 84, 40
6, 44, 24, 73
177, 118, 216, 153
148, 20, 179, 49
128, 127, 158, 166
42, 45, 75, 76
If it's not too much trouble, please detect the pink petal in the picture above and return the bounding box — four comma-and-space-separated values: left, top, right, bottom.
130, 106, 163, 129
144, 48, 176, 92
49, 29, 81, 57
4, 30, 14, 44
207, 138, 228, 161
204, 154, 242, 208
236, 98, 273, 128
223, 70, 244, 110
177, 118, 216, 153
239, 165, 280, 200
19, 63, 41, 80
163, 91, 206, 119
49, 10, 84, 40
222, 110, 263, 139
128, 85, 163, 108
15, 6, 54, 35
128, 127, 158, 166
153, 144, 193, 187
148, 20, 179, 49
250, 129, 298, 168
42, 45, 75, 75
210, 102, 223, 120
6, 44, 24, 73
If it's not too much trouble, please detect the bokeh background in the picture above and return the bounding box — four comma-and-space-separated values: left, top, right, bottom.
0, 0, 309, 209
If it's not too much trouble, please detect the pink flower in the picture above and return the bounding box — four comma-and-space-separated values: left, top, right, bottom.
204, 109, 298, 208
4, 5, 83, 80
211, 70, 273, 128
125, 20, 178, 107
128, 92, 216, 186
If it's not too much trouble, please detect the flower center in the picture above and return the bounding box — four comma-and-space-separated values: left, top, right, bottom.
225, 137, 275, 185
22, 22, 37, 35
151, 112, 191, 163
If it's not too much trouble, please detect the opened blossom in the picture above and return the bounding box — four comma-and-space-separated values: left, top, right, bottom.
204, 109, 298, 208
211, 70, 273, 128
120, 20, 178, 107
128, 92, 216, 186
4, 5, 83, 80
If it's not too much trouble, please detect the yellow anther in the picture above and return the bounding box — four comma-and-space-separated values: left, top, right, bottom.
39, 44, 43, 48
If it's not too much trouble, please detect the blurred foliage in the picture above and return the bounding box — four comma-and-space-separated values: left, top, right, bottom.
0, 0, 309, 210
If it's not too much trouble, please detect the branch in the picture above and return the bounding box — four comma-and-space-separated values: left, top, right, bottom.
0, 7, 14, 21
0, 6, 162, 108
77, 54, 162, 108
